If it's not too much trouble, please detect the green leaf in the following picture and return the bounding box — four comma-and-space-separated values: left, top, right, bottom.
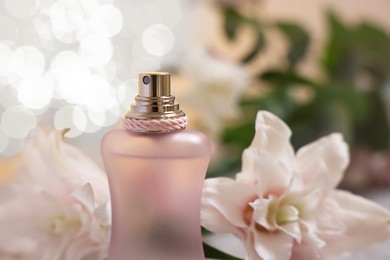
354, 92, 390, 150
203, 242, 243, 260
326, 11, 350, 45
276, 22, 310, 68
260, 70, 316, 87
262, 89, 300, 119
314, 84, 367, 121
285, 83, 367, 148
354, 23, 390, 58
206, 157, 241, 178
353, 22, 390, 78
222, 123, 255, 149
242, 28, 265, 63
222, 7, 265, 62
289, 101, 353, 149
322, 11, 355, 80
223, 7, 243, 40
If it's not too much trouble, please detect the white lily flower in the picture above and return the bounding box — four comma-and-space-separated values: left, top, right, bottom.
201, 111, 390, 260
0, 128, 110, 260
180, 49, 250, 139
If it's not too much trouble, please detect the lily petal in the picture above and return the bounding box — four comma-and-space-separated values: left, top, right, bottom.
71, 183, 95, 213
0, 128, 110, 259
319, 190, 390, 256
291, 243, 320, 260
279, 221, 302, 244
252, 111, 293, 156
251, 197, 277, 231
253, 228, 294, 260
241, 111, 294, 178
244, 233, 264, 260
202, 178, 256, 234
201, 203, 238, 234
295, 133, 349, 194
253, 151, 292, 197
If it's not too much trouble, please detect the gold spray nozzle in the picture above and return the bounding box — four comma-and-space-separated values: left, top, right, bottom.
126, 72, 185, 120
138, 72, 171, 97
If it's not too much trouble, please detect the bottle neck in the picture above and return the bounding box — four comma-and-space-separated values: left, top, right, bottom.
126, 95, 184, 120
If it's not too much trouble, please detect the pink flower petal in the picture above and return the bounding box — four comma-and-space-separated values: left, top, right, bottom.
240, 111, 294, 180
253, 151, 292, 197
319, 190, 390, 256
251, 197, 277, 230
296, 133, 349, 195
253, 228, 294, 260
71, 183, 95, 213
202, 177, 256, 234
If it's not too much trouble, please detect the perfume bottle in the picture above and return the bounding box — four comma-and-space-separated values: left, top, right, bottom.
101, 72, 211, 260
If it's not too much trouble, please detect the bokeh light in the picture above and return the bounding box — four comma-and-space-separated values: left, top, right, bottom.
54, 105, 87, 138
87, 109, 106, 128
49, 0, 85, 43
0, 138, 25, 157
116, 79, 138, 110
0, 0, 186, 154
4, 0, 38, 19
142, 24, 175, 56
0, 44, 13, 80
8, 46, 46, 86
33, 16, 55, 49
37, 0, 57, 15
1, 106, 37, 139
133, 3, 164, 32
79, 33, 113, 67
87, 4, 123, 37
0, 127, 9, 154
0, 15, 18, 44
0, 88, 18, 108
17, 76, 53, 110
76, 74, 112, 110
154, 0, 182, 28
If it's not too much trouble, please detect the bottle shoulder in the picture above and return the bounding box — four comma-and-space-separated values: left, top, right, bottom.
101, 129, 211, 158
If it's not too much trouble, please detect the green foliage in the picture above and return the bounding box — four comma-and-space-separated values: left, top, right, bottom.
323, 11, 390, 83
242, 30, 265, 63
276, 22, 310, 69
222, 7, 265, 63
209, 6, 390, 178
260, 70, 316, 87
288, 84, 368, 147
354, 92, 390, 150
223, 7, 243, 40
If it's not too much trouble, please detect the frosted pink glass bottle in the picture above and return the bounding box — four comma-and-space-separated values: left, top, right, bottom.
101, 72, 211, 260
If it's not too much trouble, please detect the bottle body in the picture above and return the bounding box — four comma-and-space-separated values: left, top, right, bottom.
102, 129, 211, 260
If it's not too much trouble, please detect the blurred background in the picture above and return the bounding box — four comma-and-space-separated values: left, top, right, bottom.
0, 0, 390, 257
0, 0, 390, 191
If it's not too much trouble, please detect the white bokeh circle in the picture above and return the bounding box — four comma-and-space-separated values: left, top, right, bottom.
4, 0, 38, 19
142, 23, 175, 56
54, 105, 87, 138
0, 44, 14, 79
0, 15, 18, 43
17, 76, 53, 110
0, 127, 9, 154
88, 4, 123, 37
79, 33, 113, 67
1, 106, 37, 139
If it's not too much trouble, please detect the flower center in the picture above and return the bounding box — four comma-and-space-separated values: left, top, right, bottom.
276, 204, 300, 225
243, 196, 259, 225
243, 204, 254, 226
50, 215, 81, 235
